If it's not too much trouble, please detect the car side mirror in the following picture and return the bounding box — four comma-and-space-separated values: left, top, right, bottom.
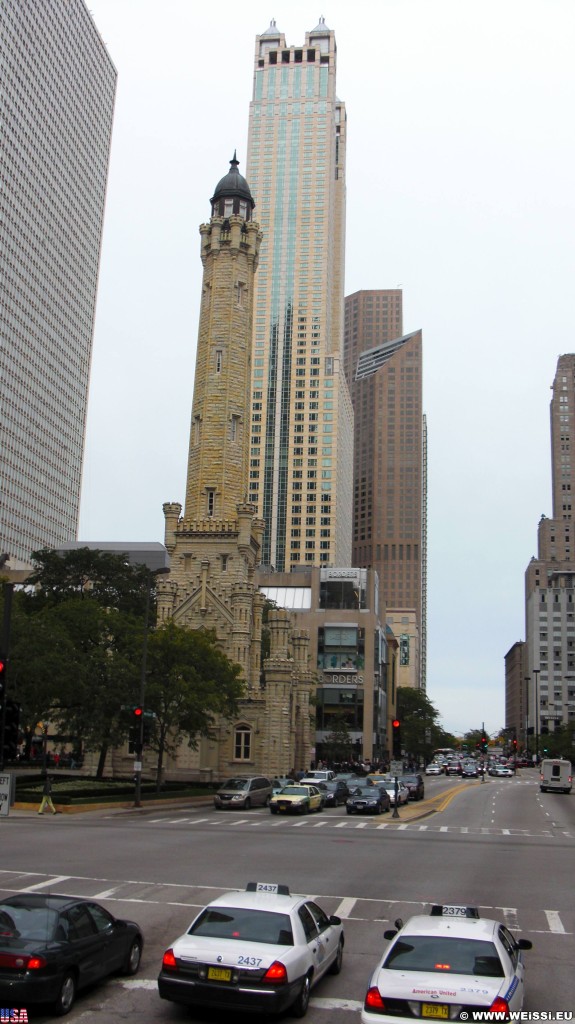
394, 917, 404, 930
329, 915, 342, 926
517, 939, 532, 950
384, 929, 398, 940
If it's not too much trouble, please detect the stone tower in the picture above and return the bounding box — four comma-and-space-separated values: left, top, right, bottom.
158, 157, 314, 780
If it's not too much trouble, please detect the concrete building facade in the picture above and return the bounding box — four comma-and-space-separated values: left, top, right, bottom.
524, 354, 575, 747
245, 18, 353, 572
258, 566, 393, 764
0, 0, 116, 567
343, 290, 426, 688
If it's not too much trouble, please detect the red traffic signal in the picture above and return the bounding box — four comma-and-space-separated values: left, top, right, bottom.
133, 706, 143, 718
392, 719, 400, 729
391, 719, 401, 758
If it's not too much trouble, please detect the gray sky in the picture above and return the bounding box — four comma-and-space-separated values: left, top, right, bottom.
80, 0, 575, 737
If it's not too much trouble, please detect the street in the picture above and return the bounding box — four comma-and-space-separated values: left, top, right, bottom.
1, 771, 573, 1021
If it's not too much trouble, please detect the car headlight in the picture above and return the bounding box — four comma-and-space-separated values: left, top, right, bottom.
231, 794, 245, 801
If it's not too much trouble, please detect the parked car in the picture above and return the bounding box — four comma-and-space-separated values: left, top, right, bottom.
316, 779, 350, 807
346, 785, 390, 815
272, 776, 295, 795
269, 784, 323, 815
401, 773, 425, 800
158, 881, 344, 1018
300, 769, 335, 782
214, 776, 273, 810
0, 893, 143, 1015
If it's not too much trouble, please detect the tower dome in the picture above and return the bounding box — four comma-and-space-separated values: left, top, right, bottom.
211, 152, 255, 220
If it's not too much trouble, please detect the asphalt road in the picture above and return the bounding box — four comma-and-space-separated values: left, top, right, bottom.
1, 770, 573, 1022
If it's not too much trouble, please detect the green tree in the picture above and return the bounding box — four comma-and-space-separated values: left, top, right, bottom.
321, 712, 353, 765
27, 547, 152, 615
12, 596, 140, 775
396, 687, 457, 763
144, 621, 245, 788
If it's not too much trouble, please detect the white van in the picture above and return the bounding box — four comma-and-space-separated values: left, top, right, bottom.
539, 758, 572, 794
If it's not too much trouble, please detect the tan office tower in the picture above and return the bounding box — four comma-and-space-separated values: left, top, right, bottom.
344, 290, 427, 689
524, 353, 575, 742
0, 0, 116, 567
246, 18, 353, 572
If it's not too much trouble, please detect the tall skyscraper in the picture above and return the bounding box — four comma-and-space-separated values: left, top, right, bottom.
245, 18, 353, 572
344, 290, 426, 688
0, 0, 116, 566
524, 354, 575, 743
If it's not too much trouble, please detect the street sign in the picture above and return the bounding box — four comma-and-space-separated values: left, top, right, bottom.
389, 760, 403, 775
0, 773, 13, 817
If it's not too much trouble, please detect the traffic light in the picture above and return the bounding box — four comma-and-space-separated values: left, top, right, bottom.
481, 735, 488, 753
133, 706, 143, 719
392, 719, 402, 758
3, 700, 20, 760
0, 654, 6, 704
512, 737, 518, 751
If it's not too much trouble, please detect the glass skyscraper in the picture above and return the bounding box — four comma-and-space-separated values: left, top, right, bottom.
246, 18, 353, 572
0, 0, 116, 566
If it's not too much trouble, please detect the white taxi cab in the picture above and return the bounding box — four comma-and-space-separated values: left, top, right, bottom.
361, 904, 532, 1023
158, 882, 344, 1018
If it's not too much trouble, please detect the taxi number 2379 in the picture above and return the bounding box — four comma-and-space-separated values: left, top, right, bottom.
237, 955, 263, 967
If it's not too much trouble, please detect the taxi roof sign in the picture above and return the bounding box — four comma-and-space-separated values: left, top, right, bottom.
246, 882, 290, 895
430, 904, 480, 918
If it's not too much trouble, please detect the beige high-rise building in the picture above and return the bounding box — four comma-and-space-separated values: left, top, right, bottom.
524, 354, 575, 748
344, 290, 427, 689
245, 18, 353, 572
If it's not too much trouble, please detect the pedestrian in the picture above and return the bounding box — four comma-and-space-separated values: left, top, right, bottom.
38, 774, 58, 815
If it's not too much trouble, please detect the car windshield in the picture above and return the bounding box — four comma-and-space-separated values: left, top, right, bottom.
0, 904, 59, 941
189, 908, 294, 945
402, 776, 418, 783
384, 936, 504, 977
222, 779, 249, 791
280, 787, 309, 796
352, 787, 377, 797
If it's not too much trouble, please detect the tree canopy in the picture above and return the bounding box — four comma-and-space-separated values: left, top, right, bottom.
5, 549, 245, 779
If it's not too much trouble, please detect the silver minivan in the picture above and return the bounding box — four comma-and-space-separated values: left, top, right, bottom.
214, 776, 273, 810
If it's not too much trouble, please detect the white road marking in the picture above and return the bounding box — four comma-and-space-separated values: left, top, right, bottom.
334, 897, 357, 918
19, 875, 70, 892
545, 910, 566, 933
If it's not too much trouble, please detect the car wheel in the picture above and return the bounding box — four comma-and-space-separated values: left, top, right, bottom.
123, 937, 142, 976
329, 937, 344, 975
291, 973, 311, 1018
54, 971, 76, 1016
346, 808, 353, 814
244, 797, 251, 810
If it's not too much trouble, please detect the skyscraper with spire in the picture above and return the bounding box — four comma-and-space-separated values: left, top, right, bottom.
245, 18, 353, 572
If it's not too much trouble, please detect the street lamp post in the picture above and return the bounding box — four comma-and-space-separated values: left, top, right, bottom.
134, 567, 169, 808
533, 668, 540, 764
524, 675, 530, 753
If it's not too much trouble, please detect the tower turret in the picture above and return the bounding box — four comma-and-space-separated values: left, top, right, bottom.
184, 155, 262, 524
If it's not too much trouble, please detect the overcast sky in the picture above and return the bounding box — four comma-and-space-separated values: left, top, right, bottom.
79, 0, 575, 737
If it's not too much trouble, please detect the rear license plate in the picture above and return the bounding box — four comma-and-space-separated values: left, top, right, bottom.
422, 1004, 449, 1019
207, 967, 232, 982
